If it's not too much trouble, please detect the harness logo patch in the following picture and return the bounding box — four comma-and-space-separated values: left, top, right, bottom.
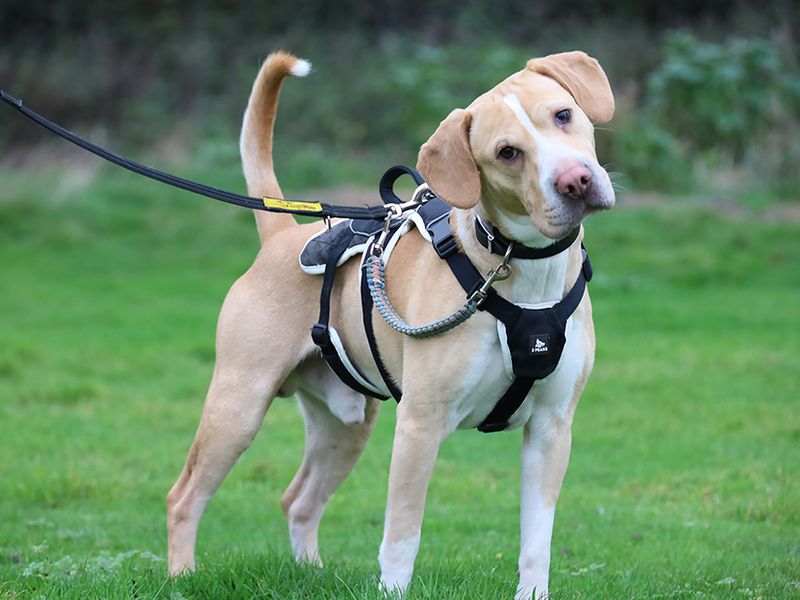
529, 334, 550, 355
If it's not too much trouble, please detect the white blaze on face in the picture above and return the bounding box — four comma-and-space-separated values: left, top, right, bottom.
503, 93, 585, 194
502, 93, 550, 146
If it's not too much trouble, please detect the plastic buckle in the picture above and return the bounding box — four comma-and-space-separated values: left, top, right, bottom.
427, 216, 458, 258
477, 421, 509, 433
434, 235, 458, 259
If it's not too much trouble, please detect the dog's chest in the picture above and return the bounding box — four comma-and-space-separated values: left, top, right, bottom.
446, 300, 589, 431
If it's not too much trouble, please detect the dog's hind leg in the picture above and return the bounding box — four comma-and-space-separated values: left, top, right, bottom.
281, 362, 380, 565
167, 374, 277, 574
166, 270, 310, 575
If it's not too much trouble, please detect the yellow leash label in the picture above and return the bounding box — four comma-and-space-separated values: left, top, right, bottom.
263, 197, 323, 213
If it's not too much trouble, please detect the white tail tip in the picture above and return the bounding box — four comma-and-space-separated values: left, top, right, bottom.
290, 59, 312, 77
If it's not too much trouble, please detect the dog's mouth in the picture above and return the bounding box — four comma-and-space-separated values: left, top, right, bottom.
527, 159, 615, 239
537, 213, 583, 240
538, 186, 615, 239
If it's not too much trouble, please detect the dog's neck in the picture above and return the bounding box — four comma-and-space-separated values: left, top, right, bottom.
475, 204, 556, 249
452, 208, 583, 306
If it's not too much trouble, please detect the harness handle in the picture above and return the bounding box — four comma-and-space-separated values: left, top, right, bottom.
379, 165, 425, 205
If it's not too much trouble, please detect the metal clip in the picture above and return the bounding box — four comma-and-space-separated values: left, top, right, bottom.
324, 215, 332, 231
386, 203, 404, 219
372, 204, 403, 257
410, 183, 435, 206
468, 243, 514, 306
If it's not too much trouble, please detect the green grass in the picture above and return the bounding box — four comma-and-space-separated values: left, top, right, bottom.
0, 164, 798, 599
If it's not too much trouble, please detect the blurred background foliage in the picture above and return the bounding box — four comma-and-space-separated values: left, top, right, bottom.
2, 6, 799, 598
0, 0, 798, 197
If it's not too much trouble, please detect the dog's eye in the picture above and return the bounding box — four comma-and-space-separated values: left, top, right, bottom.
497, 146, 521, 161
555, 109, 572, 126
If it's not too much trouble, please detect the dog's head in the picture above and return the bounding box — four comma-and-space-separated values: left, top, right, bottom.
417, 51, 615, 241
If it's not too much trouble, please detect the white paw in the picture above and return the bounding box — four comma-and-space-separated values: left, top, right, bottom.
378, 534, 419, 596
379, 574, 408, 597
295, 551, 323, 568
515, 584, 549, 600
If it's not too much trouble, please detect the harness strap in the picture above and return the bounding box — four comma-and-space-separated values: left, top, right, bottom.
478, 249, 592, 325
470, 258, 586, 431
419, 200, 460, 259
361, 259, 404, 401
311, 235, 390, 399
310, 168, 428, 401
476, 377, 536, 433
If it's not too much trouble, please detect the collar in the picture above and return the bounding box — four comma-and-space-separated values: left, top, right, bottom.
474, 216, 580, 259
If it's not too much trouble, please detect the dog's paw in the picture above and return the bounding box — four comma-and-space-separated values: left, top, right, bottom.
379, 576, 408, 598
297, 553, 324, 569
378, 534, 419, 595
515, 584, 549, 600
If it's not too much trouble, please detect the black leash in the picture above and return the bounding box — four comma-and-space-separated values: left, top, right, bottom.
0, 89, 398, 221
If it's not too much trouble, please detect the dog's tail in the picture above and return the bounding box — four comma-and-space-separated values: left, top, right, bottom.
240, 51, 312, 244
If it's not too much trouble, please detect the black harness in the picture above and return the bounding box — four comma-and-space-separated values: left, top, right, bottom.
312, 167, 593, 433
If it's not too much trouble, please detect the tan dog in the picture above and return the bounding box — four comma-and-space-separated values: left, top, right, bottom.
166, 50, 614, 600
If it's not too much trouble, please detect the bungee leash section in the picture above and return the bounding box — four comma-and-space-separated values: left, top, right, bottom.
365, 253, 480, 338
0, 90, 419, 221
363, 233, 514, 339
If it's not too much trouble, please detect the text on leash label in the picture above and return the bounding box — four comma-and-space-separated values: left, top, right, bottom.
263, 197, 323, 213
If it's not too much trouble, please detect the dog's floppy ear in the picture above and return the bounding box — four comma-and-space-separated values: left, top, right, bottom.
417, 108, 481, 209
527, 51, 614, 123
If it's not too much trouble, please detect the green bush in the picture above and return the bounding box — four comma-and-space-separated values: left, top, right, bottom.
611, 119, 694, 193
275, 40, 529, 158
646, 33, 787, 159
611, 32, 800, 195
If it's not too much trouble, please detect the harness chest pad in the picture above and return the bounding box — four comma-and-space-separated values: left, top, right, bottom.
503, 306, 567, 380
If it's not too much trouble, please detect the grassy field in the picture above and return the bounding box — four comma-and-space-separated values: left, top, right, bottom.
0, 163, 798, 599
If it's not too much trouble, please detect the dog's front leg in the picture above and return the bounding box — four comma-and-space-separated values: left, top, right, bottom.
515, 414, 572, 600
379, 399, 450, 594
